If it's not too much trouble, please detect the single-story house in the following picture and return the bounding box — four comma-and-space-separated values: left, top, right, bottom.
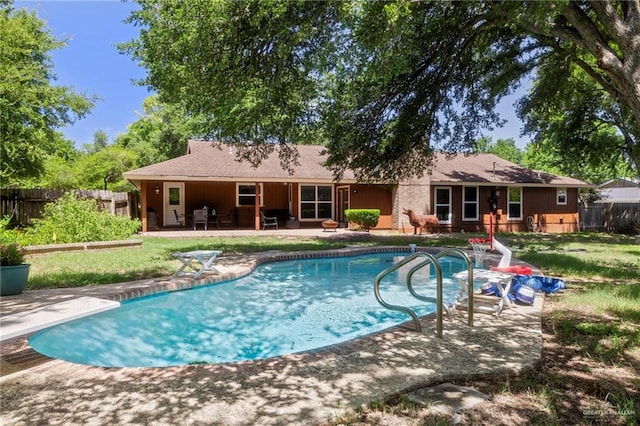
123, 141, 591, 233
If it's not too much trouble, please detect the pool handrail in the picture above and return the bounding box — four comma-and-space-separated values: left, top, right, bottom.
405, 259, 452, 322
373, 252, 444, 336
434, 248, 474, 327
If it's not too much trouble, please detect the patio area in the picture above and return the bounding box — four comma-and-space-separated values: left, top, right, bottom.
0, 246, 544, 425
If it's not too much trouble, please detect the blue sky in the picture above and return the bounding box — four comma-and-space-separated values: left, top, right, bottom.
17, 0, 529, 149
17, 0, 150, 147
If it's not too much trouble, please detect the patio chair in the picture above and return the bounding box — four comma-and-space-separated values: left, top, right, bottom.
193, 207, 208, 230
173, 209, 185, 227
260, 211, 278, 230
217, 208, 234, 229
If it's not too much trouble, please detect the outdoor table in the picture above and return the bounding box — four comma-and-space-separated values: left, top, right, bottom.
171, 250, 223, 279
452, 269, 514, 317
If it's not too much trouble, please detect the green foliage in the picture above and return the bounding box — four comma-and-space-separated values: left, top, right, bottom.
0, 215, 18, 243
0, 241, 25, 265
82, 130, 109, 154
0, 4, 94, 182
474, 137, 523, 164
123, 0, 640, 181
344, 209, 380, 231
115, 95, 206, 165
75, 145, 138, 191
522, 134, 634, 184
21, 193, 140, 245
520, 63, 638, 180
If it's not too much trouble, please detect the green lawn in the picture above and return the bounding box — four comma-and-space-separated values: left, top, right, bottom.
26, 232, 639, 290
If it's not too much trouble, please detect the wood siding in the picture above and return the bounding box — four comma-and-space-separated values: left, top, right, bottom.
434, 186, 581, 233
349, 184, 394, 229
140, 180, 579, 233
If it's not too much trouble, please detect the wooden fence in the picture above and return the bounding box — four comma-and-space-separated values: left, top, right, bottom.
0, 189, 139, 227
580, 203, 640, 232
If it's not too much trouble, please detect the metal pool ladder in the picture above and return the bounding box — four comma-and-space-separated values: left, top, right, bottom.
373, 249, 474, 337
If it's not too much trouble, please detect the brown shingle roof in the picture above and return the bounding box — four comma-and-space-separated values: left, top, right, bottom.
429, 153, 590, 187
123, 141, 355, 183
123, 141, 590, 188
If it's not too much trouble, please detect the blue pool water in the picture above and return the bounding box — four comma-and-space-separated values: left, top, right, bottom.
29, 252, 469, 367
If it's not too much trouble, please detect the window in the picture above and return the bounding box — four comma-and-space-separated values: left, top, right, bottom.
557, 187, 567, 205
300, 185, 333, 220
507, 187, 522, 220
236, 183, 263, 206
168, 188, 180, 206
462, 186, 478, 221
435, 187, 451, 224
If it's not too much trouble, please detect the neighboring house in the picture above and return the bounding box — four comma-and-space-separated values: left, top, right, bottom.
585, 178, 640, 232
598, 177, 640, 189
597, 178, 640, 203
123, 141, 590, 233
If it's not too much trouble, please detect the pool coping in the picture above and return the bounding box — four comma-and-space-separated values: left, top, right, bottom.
0, 246, 544, 425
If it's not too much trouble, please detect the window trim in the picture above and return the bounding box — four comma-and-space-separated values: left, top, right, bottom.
434, 186, 452, 224
507, 187, 522, 221
556, 187, 567, 205
462, 186, 479, 221
298, 184, 334, 221
236, 183, 264, 207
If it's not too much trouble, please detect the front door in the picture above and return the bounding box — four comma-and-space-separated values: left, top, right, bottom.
337, 186, 350, 226
164, 182, 185, 226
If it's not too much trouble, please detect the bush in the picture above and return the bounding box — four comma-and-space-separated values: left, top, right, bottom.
21, 193, 140, 245
344, 209, 380, 231
0, 242, 26, 266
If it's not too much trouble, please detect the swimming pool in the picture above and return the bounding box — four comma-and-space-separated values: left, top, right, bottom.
29, 251, 470, 367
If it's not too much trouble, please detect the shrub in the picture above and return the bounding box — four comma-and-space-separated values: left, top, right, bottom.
21, 193, 140, 245
0, 242, 26, 266
344, 209, 380, 231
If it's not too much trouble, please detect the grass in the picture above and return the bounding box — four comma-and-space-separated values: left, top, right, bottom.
21, 231, 640, 424
25, 233, 476, 289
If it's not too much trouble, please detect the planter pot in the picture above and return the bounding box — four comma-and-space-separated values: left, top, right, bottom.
0, 263, 30, 296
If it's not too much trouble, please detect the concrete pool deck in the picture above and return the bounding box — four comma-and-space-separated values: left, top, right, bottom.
0, 245, 544, 425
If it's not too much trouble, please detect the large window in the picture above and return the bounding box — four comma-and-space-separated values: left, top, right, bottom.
435, 187, 451, 224
508, 187, 522, 220
300, 185, 333, 220
236, 183, 263, 206
462, 186, 478, 221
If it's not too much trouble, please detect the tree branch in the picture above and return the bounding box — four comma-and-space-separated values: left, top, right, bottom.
588, 0, 630, 47
561, 2, 624, 73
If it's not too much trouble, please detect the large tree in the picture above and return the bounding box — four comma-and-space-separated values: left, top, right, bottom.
0, 3, 94, 182
115, 95, 210, 167
474, 137, 524, 165
123, 0, 640, 180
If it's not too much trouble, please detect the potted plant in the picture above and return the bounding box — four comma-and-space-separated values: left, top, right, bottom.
0, 242, 30, 296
